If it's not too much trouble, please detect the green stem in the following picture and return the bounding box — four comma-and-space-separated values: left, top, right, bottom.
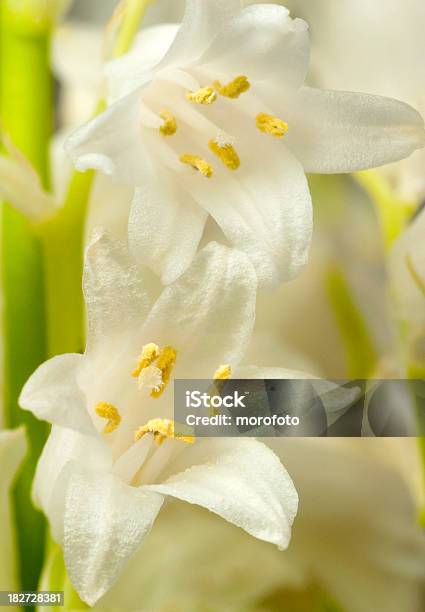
38, 170, 95, 356
40, 0, 155, 356
325, 264, 377, 378
0, 2, 52, 591
113, 0, 155, 57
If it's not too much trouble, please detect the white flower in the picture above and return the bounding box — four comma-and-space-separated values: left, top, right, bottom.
66, 0, 425, 288
19, 233, 299, 605
0, 428, 27, 591
283, 0, 425, 202
91, 439, 425, 612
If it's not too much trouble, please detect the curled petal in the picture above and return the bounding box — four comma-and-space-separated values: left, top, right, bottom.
145, 438, 298, 550
19, 354, 94, 435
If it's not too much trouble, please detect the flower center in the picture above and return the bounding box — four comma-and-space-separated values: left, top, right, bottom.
148, 72, 289, 179
133, 343, 177, 397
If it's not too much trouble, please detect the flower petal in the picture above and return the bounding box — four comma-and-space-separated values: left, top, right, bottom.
142, 242, 257, 374
285, 86, 425, 173
129, 168, 207, 285
144, 438, 298, 550
84, 232, 150, 351
65, 89, 149, 183
178, 143, 312, 288
106, 24, 179, 103
161, 0, 242, 66
33, 426, 111, 541
62, 466, 164, 605
199, 4, 309, 94
19, 354, 94, 435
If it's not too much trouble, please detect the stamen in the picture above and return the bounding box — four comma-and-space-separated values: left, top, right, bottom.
134, 418, 194, 446
132, 343, 160, 378
214, 364, 232, 380
151, 346, 177, 398
180, 154, 213, 178
95, 402, 121, 434
209, 140, 240, 171
213, 75, 250, 99
256, 113, 289, 138
186, 86, 217, 105
159, 110, 177, 136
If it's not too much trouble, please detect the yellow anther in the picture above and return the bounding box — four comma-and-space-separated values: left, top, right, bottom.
159, 110, 177, 136
213, 75, 250, 99
214, 364, 232, 380
95, 402, 121, 434
132, 343, 160, 378
208, 140, 240, 171
151, 346, 177, 398
180, 154, 213, 178
256, 113, 289, 138
134, 418, 194, 446
186, 86, 217, 105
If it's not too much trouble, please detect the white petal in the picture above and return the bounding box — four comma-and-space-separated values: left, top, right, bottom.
129, 169, 207, 285
33, 426, 111, 541
144, 438, 298, 550
84, 232, 150, 350
106, 24, 179, 103
199, 4, 309, 94
161, 0, 242, 66
19, 354, 94, 435
179, 143, 312, 288
142, 242, 257, 374
65, 89, 150, 183
285, 86, 425, 173
63, 467, 163, 605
